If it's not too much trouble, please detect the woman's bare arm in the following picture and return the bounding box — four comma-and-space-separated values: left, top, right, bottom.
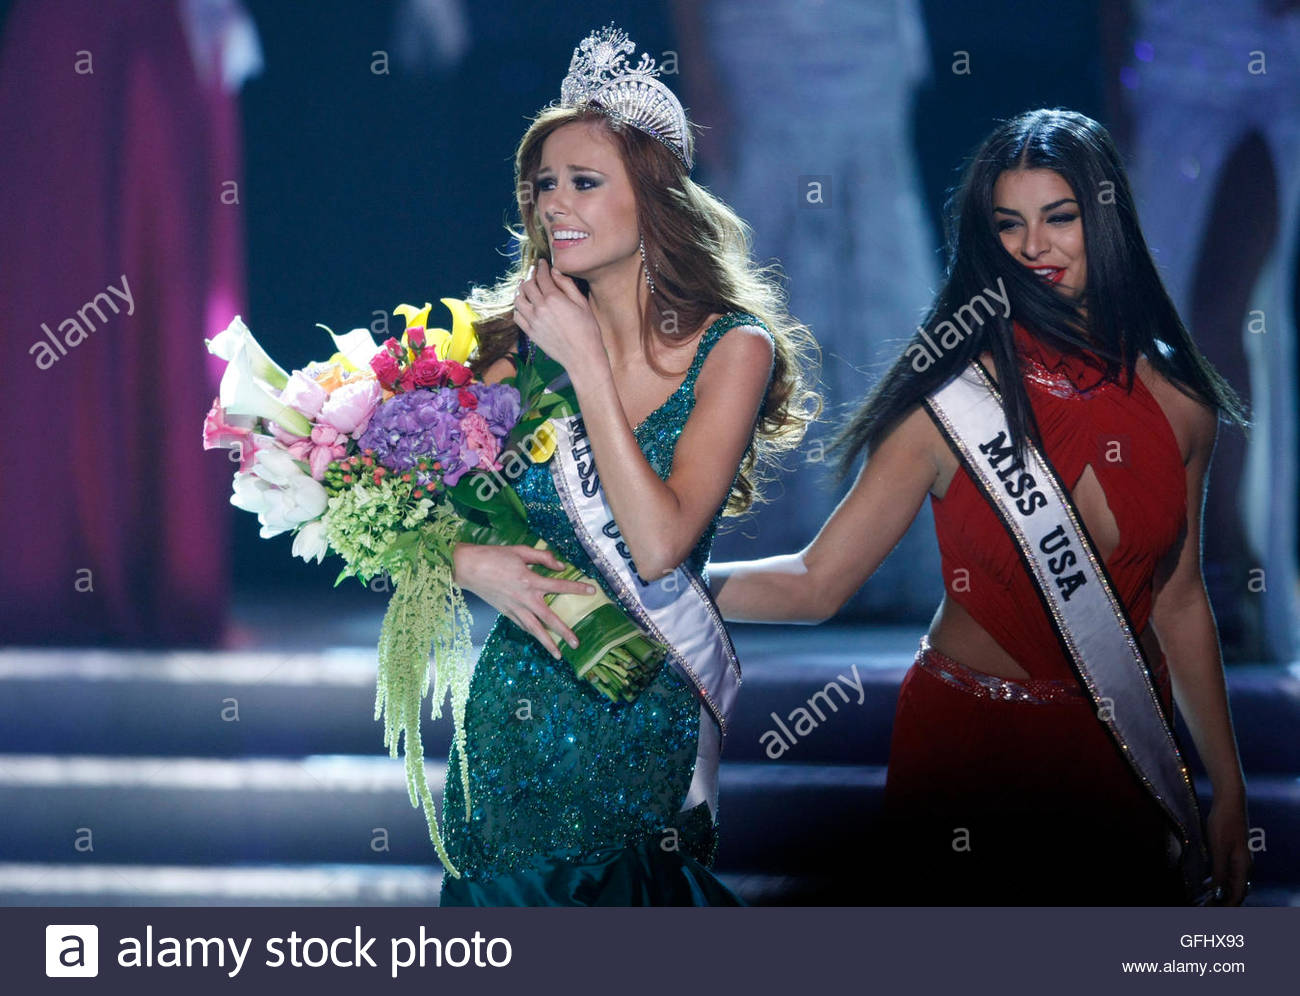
1143, 363, 1246, 802
1144, 364, 1250, 903
569, 322, 775, 579
710, 405, 942, 623
516, 261, 775, 580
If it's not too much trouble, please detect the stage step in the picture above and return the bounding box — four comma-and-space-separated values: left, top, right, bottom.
1, 616, 1295, 905
0, 753, 1295, 893
0, 863, 1292, 907
0, 753, 882, 867
2, 632, 1296, 772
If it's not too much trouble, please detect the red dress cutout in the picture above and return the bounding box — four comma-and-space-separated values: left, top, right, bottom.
881, 322, 1191, 903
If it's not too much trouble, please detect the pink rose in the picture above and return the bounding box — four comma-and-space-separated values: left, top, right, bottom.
411, 354, 445, 387
444, 360, 471, 387
407, 326, 426, 351
370, 351, 401, 388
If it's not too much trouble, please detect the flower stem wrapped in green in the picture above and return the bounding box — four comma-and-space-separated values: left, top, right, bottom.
449, 475, 668, 704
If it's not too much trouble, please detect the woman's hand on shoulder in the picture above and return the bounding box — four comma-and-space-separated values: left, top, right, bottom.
710, 402, 944, 624
452, 542, 596, 660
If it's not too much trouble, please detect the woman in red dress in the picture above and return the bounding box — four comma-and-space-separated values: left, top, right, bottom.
710, 109, 1253, 904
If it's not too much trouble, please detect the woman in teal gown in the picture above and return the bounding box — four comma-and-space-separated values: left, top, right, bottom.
443, 314, 768, 906
437, 26, 820, 906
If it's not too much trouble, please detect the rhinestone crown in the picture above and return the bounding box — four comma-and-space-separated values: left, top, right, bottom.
557, 24, 692, 170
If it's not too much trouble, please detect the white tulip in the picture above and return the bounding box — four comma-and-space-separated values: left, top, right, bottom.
229, 448, 328, 538
291, 519, 330, 564
230, 472, 279, 530
249, 446, 306, 487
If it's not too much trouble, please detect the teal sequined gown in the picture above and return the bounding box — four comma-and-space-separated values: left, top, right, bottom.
439, 313, 765, 906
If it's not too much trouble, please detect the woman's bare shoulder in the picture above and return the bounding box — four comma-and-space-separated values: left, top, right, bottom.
1135, 354, 1217, 466
480, 346, 520, 385
876, 402, 952, 498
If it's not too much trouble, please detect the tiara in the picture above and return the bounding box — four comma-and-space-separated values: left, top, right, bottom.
558, 24, 693, 170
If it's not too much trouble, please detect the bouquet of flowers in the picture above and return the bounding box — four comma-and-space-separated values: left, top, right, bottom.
202, 299, 666, 876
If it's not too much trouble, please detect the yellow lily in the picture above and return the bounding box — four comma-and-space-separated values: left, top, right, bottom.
437, 297, 479, 364
524, 420, 558, 463
394, 302, 432, 333
394, 298, 479, 365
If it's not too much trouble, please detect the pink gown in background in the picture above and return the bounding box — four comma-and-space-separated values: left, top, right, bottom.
0, 0, 257, 645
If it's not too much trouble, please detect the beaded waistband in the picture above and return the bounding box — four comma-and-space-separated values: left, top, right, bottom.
914, 636, 1088, 705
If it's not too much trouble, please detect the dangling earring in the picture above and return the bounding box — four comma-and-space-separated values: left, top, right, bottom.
638, 234, 657, 295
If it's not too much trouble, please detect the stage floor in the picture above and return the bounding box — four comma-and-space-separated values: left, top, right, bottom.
1, 594, 1296, 906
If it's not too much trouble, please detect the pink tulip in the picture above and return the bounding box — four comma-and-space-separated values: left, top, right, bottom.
292, 424, 346, 480
308, 443, 345, 480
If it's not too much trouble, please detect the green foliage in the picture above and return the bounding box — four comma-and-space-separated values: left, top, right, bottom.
322, 475, 441, 585
372, 501, 474, 878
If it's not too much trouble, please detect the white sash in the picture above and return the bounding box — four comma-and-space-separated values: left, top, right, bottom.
925, 359, 1212, 902
547, 409, 742, 736
541, 381, 742, 821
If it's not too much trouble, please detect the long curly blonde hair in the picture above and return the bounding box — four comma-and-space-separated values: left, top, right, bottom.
468, 105, 821, 516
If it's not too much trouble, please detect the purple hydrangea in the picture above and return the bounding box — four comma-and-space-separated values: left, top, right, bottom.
357, 389, 461, 476
357, 383, 522, 486
470, 381, 521, 436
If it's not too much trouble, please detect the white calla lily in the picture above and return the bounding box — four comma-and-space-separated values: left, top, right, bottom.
318, 324, 383, 371
206, 316, 289, 390
218, 343, 313, 437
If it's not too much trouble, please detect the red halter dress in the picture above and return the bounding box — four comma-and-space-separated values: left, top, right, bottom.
881, 322, 1191, 903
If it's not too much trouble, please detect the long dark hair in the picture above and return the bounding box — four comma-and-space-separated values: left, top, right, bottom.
830, 107, 1247, 478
